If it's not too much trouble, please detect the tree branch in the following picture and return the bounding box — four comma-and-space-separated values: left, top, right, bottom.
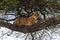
0, 15, 60, 33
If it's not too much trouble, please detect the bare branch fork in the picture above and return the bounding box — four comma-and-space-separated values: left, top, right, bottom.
0, 15, 60, 33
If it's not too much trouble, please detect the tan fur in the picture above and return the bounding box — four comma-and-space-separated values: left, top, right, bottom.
13, 12, 38, 26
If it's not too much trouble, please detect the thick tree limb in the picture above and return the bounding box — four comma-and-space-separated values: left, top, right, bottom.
0, 15, 60, 33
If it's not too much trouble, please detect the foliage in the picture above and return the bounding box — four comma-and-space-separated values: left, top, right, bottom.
0, 0, 60, 11
0, 0, 20, 11
46, 0, 60, 12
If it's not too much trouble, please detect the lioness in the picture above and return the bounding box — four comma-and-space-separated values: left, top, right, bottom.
13, 12, 38, 26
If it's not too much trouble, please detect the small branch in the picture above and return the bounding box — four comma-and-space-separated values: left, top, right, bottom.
25, 33, 29, 40
30, 33, 34, 40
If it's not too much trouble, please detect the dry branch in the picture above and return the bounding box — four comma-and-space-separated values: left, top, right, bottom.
0, 15, 60, 33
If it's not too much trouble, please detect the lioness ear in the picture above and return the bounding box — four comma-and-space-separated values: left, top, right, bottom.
32, 12, 38, 16
35, 12, 39, 16
32, 12, 36, 15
